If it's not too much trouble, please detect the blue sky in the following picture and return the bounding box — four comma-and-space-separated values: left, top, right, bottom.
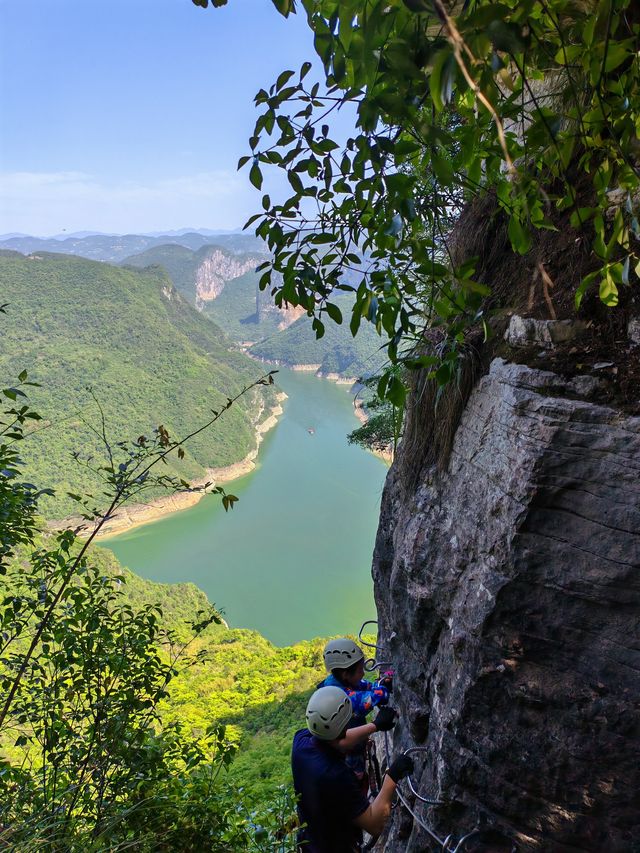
0, 0, 327, 235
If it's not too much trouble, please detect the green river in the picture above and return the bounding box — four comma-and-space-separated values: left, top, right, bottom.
101, 369, 387, 646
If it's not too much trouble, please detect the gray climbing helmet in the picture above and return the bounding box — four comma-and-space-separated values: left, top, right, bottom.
306, 686, 353, 740
323, 638, 365, 672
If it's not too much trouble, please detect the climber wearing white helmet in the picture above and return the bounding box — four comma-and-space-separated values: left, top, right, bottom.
291, 685, 413, 853
319, 638, 393, 785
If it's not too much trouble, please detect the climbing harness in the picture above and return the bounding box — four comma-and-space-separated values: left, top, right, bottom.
366, 739, 383, 800
360, 620, 518, 853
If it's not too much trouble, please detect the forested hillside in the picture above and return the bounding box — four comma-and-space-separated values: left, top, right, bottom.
91, 545, 324, 799
201, 269, 285, 340
0, 251, 272, 517
123, 244, 384, 377
1, 523, 321, 850
251, 293, 385, 378
122, 242, 264, 308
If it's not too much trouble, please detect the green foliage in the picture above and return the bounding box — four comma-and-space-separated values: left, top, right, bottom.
251, 293, 384, 377
0, 253, 274, 517
201, 269, 284, 342
0, 365, 298, 851
161, 630, 325, 799
123, 244, 387, 377
0, 367, 45, 571
206, 0, 639, 398
348, 374, 402, 454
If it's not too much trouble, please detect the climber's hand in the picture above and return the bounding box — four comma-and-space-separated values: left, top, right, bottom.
387, 754, 414, 783
373, 706, 397, 732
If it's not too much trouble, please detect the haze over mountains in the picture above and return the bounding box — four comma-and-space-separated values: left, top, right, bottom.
0, 229, 263, 263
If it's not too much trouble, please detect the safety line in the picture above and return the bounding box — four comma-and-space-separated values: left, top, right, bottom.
382, 731, 450, 850
366, 621, 516, 853
395, 785, 451, 850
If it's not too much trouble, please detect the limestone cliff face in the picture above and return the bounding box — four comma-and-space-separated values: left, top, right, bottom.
194, 249, 259, 309
255, 277, 305, 330
374, 358, 640, 852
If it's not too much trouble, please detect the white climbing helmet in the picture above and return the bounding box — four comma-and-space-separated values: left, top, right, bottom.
306, 686, 353, 740
323, 638, 365, 672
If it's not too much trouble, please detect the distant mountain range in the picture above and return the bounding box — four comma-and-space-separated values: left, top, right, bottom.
1, 228, 384, 382
0, 230, 263, 263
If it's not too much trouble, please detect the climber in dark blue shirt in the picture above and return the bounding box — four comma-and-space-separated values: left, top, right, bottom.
291, 686, 413, 853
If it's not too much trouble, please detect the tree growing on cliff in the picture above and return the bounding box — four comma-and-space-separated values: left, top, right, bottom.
195, 0, 639, 404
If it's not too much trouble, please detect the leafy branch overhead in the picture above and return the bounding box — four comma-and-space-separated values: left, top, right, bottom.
196, 0, 639, 399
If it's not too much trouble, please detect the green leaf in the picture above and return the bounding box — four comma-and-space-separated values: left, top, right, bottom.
486, 19, 528, 53
430, 49, 456, 112
385, 375, 407, 407
599, 273, 618, 307
271, 0, 295, 17
435, 362, 452, 385
276, 69, 295, 90
350, 304, 362, 337
249, 163, 263, 189
507, 216, 532, 254
325, 302, 343, 324
602, 41, 632, 74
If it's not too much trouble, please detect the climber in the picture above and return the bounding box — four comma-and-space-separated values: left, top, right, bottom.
292, 685, 414, 853
319, 638, 392, 783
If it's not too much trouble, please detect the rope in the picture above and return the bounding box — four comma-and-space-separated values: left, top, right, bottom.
383, 731, 450, 850
358, 620, 392, 672
404, 747, 447, 806
395, 785, 451, 850
362, 621, 451, 849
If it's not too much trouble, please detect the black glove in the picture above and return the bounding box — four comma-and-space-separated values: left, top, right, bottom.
387, 754, 414, 783
373, 706, 397, 732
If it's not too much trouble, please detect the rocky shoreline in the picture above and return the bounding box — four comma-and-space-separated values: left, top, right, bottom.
54, 391, 288, 540
246, 354, 359, 386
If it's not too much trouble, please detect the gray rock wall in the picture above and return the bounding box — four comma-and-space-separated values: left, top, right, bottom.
373, 358, 640, 851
